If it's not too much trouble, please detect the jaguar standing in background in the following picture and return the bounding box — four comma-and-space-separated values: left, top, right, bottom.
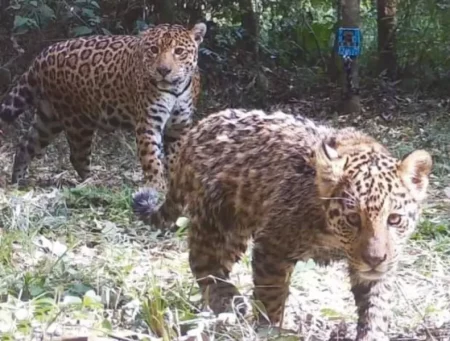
0, 22, 207, 217
136, 108, 433, 341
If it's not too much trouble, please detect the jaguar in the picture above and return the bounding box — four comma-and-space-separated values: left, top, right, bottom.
0, 22, 206, 215
135, 108, 433, 340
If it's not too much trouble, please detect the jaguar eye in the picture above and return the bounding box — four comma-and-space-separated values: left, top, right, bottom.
174, 47, 184, 55
346, 213, 361, 227
150, 46, 159, 54
388, 213, 402, 226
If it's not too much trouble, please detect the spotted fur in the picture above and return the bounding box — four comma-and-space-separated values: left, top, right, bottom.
149, 108, 432, 340
0, 23, 206, 215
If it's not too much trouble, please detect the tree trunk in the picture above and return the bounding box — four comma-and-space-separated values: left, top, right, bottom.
187, 0, 203, 26
0, 0, 14, 92
0, 0, 14, 34
340, 0, 361, 114
154, 0, 175, 24
377, 0, 397, 79
328, 0, 341, 83
237, 0, 260, 61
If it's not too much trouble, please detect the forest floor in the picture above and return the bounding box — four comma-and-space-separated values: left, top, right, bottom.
0, 88, 449, 341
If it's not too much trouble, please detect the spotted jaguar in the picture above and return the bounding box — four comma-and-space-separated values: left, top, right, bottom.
0, 22, 206, 215
136, 108, 433, 340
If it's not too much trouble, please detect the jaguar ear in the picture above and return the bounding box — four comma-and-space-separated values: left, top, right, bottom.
190, 22, 207, 44
398, 149, 432, 202
314, 137, 347, 197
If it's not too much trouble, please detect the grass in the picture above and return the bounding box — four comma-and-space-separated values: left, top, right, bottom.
0, 95, 449, 340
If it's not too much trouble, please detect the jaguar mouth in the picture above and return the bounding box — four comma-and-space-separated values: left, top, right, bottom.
157, 78, 180, 86
358, 269, 386, 281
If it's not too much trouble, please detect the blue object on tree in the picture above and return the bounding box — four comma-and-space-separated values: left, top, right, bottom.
337, 28, 361, 57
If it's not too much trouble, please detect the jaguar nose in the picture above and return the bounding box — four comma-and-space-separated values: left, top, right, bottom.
362, 250, 387, 269
157, 66, 171, 77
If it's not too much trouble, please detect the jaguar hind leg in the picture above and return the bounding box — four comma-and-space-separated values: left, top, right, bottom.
188, 214, 252, 316
65, 124, 95, 181
12, 109, 63, 184
251, 234, 296, 325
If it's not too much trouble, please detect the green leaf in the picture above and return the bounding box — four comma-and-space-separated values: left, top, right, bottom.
39, 4, 56, 18
14, 15, 30, 29
82, 7, 95, 18
88, 16, 101, 24
89, 0, 100, 9
29, 283, 46, 298
33, 297, 56, 317
33, 297, 57, 307
101, 28, 112, 35
67, 282, 93, 296
82, 295, 102, 309
320, 307, 342, 318
38, 3, 56, 25
72, 25, 93, 36
13, 16, 38, 34
101, 319, 113, 331
17, 320, 31, 334
30, 1, 38, 7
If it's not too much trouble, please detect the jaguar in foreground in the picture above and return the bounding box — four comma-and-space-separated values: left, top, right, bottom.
136, 108, 432, 340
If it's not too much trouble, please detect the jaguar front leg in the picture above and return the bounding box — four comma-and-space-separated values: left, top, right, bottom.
142, 104, 194, 228
132, 99, 173, 220
350, 270, 393, 341
163, 104, 194, 175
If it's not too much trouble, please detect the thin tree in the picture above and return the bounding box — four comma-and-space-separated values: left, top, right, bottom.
0, 0, 15, 93
154, 0, 175, 24
186, 0, 204, 26
328, 0, 342, 82
340, 0, 361, 114
237, 0, 268, 97
377, 0, 397, 79
238, 0, 260, 61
